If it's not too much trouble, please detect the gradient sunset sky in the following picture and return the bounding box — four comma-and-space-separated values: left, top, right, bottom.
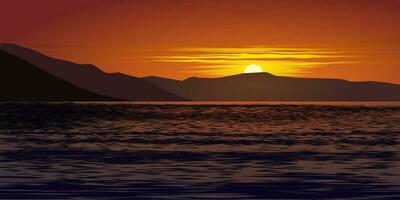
2, 0, 400, 83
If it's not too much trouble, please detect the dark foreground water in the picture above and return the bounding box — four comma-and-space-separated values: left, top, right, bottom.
0, 102, 400, 199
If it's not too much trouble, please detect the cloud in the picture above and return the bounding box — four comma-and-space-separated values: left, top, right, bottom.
148, 47, 356, 76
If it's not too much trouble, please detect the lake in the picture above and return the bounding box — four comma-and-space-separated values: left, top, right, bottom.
0, 102, 400, 199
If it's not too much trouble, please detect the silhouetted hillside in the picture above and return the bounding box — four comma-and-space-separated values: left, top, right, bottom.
0, 50, 114, 101
1, 44, 185, 101
144, 73, 400, 101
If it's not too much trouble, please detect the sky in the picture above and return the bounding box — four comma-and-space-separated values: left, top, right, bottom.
1, 0, 400, 83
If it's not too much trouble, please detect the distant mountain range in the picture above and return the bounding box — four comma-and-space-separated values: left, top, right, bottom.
0, 44, 185, 101
1, 43, 400, 101
144, 73, 400, 101
0, 49, 114, 101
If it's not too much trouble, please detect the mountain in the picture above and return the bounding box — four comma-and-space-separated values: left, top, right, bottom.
0, 44, 185, 101
0, 49, 115, 101
143, 73, 400, 101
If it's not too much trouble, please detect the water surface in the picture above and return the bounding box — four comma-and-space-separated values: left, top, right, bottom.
0, 102, 400, 199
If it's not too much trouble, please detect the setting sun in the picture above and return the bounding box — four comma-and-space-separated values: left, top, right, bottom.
244, 64, 263, 74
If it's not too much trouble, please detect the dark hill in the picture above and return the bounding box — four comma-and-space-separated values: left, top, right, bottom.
1, 44, 185, 101
0, 50, 114, 101
143, 72, 400, 101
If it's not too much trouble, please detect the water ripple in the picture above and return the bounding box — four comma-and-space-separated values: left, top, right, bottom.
0, 102, 400, 199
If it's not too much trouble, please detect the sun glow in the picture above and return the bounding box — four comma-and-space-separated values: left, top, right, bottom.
244, 64, 263, 73
151, 47, 354, 77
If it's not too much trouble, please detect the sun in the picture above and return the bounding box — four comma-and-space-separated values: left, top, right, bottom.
244, 64, 263, 73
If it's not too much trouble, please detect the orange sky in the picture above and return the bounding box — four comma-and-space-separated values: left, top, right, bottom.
2, 0, 400, 83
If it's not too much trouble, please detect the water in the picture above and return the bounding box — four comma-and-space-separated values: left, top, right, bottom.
0, 102, 400, 199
